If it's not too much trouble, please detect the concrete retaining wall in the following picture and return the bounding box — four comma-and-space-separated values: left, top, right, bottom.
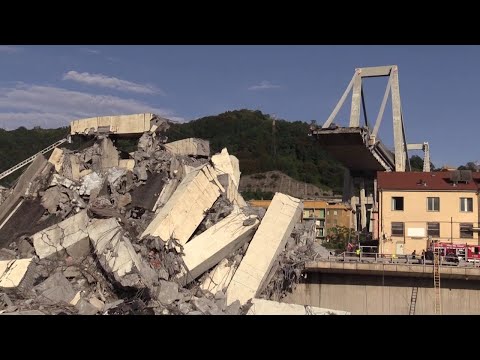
284, 272, 480, 315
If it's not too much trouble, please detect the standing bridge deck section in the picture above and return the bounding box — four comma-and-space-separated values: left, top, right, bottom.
309, 126, 395, 177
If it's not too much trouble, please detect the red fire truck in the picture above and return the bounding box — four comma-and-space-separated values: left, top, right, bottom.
429, 242, 480, 263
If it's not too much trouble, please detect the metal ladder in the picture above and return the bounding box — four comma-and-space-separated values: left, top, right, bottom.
0, 137, 69, 181
409, 284, 418, 315
433, 247, 442, 314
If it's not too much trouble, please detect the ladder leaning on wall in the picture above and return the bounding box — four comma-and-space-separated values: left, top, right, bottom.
433, 247, 442, 314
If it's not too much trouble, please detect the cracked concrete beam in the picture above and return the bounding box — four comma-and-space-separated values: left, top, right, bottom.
141, 164, 222, 245
0, 155, 48, 226
0, 258, 34, 290
200, 258, 238, 294
99, 138, 120, 170
48, 148, 65, 173
32, 210, 90, 260
246, 299, 351, 315
212, 149, 246, 207
88, 218, 156, 289
226, 193, 303, 306
118, 159, 135, 171
177, 211, 259, 285
164, 138, 210, 157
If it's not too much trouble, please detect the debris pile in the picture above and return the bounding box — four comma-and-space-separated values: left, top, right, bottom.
0, 123, 347, 315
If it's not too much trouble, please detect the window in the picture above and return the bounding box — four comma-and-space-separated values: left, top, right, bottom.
319, 209, 325, 219
391, 197, 404, 211
460, 198, 473, 212
427, 197, 440, 212
391, 222, 404, 236
427, 222, 440, 237
460, 223, 473, 238
333, 210, 338, 216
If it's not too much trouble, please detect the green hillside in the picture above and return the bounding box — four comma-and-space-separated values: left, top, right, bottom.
165, 110, 345, 193
0, 126, 70, 186
0, 110, 346, 193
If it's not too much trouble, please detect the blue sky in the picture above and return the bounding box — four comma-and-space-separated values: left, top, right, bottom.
0, 45, 477, 167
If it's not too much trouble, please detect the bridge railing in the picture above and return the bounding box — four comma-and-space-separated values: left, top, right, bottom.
322, 252, 480, 268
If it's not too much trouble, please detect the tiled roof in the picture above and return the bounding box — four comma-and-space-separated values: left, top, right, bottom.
377, 171, 478, 191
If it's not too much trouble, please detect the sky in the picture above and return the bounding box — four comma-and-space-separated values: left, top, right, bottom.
0, 45, 477, 167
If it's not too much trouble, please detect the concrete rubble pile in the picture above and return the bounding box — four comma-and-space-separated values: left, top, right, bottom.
259, 220, 331, 302
0, 126, 348, 315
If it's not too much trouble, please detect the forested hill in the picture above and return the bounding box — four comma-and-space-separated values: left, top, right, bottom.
0, 126, 70, 186
0, 110, 345, 193
165, 110, 344, 193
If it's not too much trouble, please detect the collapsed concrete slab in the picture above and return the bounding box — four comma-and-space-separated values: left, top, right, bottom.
212, 148, 239, 186
48, 148, 65, 172
79, 172, 104, 197
164, 138, 210, 157
226, 193, 303, 306
70, 113, 168, 136
62, 154, 85, 181
218, 174, 248, 208
152, 179, 180, 212
1, 310, 45, 315
34, 272, 76, 305
119, 159, 135, 171
130, 171, 165, 211
88, 218, 156, 288
201, 258, 238, 294
98, 138, 120, 169
0, 155, 48, 227
50, 174, 74, 189
41, 186, 70, 214
0, 186, 9, 207
0, 199, 47, 249
211, 148, 246, 207
177, 211, 260, 285
246, 299, 351, 315
141, 164, 222, 245
32, 210, 90, 260
0, 258, 34, 290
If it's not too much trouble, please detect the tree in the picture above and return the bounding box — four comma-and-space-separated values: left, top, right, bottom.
410, 155, 424, 171
458, 162, 478, 171
324, 226, 356, 251
409, 155, 436, 172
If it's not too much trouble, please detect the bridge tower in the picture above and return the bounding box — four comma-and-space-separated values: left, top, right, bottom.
310, 65, 430, 235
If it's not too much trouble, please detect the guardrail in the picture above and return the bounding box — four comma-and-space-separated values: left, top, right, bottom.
0, 137, 69, 181
317, 251, 480, 268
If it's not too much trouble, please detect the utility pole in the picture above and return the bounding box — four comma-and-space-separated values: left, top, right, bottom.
272, 114, 277, 167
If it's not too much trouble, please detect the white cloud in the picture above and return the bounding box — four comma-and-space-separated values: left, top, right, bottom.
62, 70, 163, 95
80, 47, 101, 55
0, 83, 183, 129
0, 46, 22, 54
248, 80, 281, 91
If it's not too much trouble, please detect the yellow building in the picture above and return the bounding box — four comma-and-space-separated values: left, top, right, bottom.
248, 199, 353, 241
377, 171, 479, 255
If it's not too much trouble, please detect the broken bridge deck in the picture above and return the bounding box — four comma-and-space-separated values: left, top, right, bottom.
310, 127, 395, 176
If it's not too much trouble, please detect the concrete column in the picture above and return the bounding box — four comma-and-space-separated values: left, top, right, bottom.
342, 169, 352, 203
351, 196, 358, 231
391, 66, 406, 172
360, 179, 367, 231
349, 73, 362, 127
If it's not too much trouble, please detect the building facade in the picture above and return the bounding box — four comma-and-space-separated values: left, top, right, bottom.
249, 199, 353, 242
377, 171, 479, 255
